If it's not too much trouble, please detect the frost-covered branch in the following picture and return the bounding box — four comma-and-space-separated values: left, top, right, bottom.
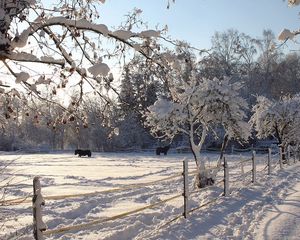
145, 73, 250, 188
278, 1, 300, 42
250, 95, 300, 147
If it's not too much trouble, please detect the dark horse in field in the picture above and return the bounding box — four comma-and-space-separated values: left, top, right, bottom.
75, 149, 92, 157
156, 145, 170, 155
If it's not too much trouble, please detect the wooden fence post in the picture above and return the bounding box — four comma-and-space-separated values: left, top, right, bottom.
287, 145, 291, 165
33, 177, 46, 240
279, 147, 283, 169
268, 148, 271, 175
183, 158, 189, 218
240, 154, 244, 174
293, 147, 296, 164
252, 151, 256, 183
223, 156, 229, 196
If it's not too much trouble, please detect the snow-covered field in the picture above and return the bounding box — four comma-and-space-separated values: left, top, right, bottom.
0, 151, 299, 240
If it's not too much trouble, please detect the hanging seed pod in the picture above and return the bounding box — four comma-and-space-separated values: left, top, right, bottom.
69, 115, 75, 121
7, 106, 13, 113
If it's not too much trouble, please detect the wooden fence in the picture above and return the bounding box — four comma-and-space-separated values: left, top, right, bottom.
2, 146, 300, 240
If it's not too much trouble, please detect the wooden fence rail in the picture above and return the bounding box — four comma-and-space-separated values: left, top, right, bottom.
0, 171, 183, 206
4, 146, 298, 239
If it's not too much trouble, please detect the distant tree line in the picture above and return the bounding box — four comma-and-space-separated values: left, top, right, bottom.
1, 29, 300, 152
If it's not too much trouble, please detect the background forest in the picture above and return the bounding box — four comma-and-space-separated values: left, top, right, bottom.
1, 29, 299, 152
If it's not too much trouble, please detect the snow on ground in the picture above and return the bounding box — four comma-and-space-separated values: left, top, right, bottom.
0, 150, 299, 240
254, 181, 300, 240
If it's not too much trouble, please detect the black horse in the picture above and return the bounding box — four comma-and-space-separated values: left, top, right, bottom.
156, 145, 170, 155
75, 149, 92, 157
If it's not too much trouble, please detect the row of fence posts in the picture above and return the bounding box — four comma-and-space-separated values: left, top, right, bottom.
32, 147, 298, 239
181, 147, 294, 219
181, 155, 231, 219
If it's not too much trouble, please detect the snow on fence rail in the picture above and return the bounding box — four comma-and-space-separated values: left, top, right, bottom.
0, 171, 183, 205
43, 193, 183, 236
230, 146, 274, 153
4, 146, 300, 240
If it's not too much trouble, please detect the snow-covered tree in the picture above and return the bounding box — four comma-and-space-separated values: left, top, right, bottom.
0, 0, 164, 117
0, 88, 29, 150
278, 1, 300, 41
210, 29, 243, 77
270, 53, 300, 97
250, 95, 300, 159
119, 56, 163, 116
145, 74, 250, 187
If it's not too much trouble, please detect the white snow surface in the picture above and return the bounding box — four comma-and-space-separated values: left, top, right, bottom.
278, 29, 295, 41
0, 151, 299, 240
254, 181, 300, 240
15, 72, 30, 83
139, 30, 160, 38
112, 30, 134, 40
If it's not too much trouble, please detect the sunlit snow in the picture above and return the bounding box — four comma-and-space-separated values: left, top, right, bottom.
1, 151, 299, 239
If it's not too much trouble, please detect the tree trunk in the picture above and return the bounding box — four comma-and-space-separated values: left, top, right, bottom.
189, 140, 198, 165
0, 2, 30, 54
274, 125, 285, 162
212, 134, 229, 179
60, 128, 65, 150
219, 134, 229, 161
280, 144, 286, 163
189, 138, 208, 188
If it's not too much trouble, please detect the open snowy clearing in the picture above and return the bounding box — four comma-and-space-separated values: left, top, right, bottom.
0, 151, 299, 240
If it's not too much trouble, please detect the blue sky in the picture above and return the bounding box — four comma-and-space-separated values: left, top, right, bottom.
99, 0, 300, 50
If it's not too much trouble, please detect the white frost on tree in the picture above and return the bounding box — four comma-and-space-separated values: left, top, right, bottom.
88, 62, 110, 77
250, 95, 300, 158
278, 1, 300, 41
278, 29, 295, 41
288, 0, 300, 6
0, 0, 164, 116
15, 72, 30, 83
145, 75, 250, 187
